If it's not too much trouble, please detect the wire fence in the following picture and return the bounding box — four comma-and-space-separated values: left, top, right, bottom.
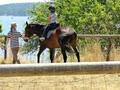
0, 74, 120, 90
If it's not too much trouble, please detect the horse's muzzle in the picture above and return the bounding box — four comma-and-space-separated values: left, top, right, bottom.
24, 39, 28, 42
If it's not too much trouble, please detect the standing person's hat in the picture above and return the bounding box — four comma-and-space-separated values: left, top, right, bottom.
11, 22, 17, 25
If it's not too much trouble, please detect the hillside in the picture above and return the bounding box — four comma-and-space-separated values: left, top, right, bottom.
0, 3, 39, 16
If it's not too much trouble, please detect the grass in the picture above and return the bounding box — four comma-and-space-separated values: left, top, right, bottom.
0, 74, 120, 90
1, 41, 120, 63
68, 41, 120, 62
0, 56, 35, 64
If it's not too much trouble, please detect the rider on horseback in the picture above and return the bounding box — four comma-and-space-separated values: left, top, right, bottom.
40, 5, 57, 41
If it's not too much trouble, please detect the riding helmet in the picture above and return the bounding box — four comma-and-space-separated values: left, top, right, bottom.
48, 5, 56, 11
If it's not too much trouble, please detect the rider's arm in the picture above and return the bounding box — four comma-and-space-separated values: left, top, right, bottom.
48, 16, 52, 24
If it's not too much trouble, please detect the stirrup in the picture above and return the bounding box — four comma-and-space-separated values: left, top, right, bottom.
40, 37, 45, 41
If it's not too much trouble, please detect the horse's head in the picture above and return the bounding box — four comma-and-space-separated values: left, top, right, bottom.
24, 22, 45, 42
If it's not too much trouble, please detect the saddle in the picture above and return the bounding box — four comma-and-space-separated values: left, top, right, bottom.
47, 23, 60, 38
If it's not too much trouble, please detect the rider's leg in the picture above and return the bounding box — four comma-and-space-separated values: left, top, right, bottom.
42, 25, 50, 38
40, 25, 50, 40
40, 22, 56, 41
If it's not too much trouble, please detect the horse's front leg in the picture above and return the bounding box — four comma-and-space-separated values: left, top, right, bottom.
37, 46, 46, 63
50, 48, 55, 63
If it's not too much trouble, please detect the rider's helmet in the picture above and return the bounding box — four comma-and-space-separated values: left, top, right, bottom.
48, 5, 56, 12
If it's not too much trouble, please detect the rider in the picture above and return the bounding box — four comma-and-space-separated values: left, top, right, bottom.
40, 5, 57, 41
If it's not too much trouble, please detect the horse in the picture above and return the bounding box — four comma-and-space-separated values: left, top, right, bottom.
24, 22, 80, 63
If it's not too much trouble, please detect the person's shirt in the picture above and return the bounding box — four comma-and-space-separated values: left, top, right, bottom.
7, 29, 22, 48
49, 13, 57, 23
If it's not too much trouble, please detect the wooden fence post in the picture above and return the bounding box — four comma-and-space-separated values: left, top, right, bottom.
4, 37, 7, 60
106, 38, 115, 61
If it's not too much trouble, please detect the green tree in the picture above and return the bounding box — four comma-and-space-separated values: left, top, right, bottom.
22, 0, 120, 55
28, 0, 120, 34
28, 3, 49, 23
21, 3, 49, 54
0, 24, 2, 33
55, 0, 120, 34
0, 24, 2, 48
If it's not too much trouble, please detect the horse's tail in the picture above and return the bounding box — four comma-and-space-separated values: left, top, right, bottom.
58, 28, 76, 53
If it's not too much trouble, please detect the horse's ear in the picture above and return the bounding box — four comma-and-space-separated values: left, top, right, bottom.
26, 21, 28, 26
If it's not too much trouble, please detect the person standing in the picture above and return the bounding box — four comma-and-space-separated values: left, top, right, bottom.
5, 22, 26, 64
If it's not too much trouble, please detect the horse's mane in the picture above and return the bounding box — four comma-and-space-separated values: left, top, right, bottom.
27, 24, 46, 32
28, 23, 45, 27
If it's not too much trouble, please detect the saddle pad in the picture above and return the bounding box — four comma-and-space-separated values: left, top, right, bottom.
47, 30, 53, 38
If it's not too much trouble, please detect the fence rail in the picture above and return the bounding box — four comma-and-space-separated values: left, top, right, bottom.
77, 34, 120, 38
0, 34, 120, 61
0, 35, 7, 38
77, 34, 120, 61
1, 34, 120, 38
0, 61, 120, 77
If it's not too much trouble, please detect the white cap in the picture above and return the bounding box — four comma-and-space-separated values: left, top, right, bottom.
11, 22, 17, 25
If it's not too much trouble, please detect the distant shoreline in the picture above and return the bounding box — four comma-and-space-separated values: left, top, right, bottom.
0, 15, 28, 17
0, 3, 35, 16
0, 2, 39, 5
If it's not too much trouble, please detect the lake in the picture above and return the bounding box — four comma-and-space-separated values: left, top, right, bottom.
0, 16, 49, 63
0, 16, 28, 34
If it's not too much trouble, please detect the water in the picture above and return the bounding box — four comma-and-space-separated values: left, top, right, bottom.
0, 16, 30, 60
0, 16, 49, 63
0, 16, 35, 61
0, 16, 28, 34
0, 16, 29, 50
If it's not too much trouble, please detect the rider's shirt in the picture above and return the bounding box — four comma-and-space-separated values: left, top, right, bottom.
49, 13, 57, 24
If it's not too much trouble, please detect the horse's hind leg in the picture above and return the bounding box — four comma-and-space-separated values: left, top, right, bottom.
59, 39, 67, 63
37, 46, 46, 63
50, 48, 55, 63
73, 47, 80, 62
70, 35, 80, 62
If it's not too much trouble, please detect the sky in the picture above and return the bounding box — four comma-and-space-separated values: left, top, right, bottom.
0, 0, 51, 5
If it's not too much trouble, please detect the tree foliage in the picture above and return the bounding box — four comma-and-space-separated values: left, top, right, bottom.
21, 36, 40, 54
28, 3, 49, 24
0, 24, 2, 33
55, 0, 120, 34
22, 0, 120, 54
0, 24, 3, 48
28, 0, 120, 34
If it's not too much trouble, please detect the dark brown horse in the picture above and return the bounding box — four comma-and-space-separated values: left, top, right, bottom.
24, 22, 80, 63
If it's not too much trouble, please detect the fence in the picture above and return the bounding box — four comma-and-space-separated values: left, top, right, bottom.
0, 35, 7, 60
0, 61, 120, 77
77, 34, 120, 61
0, 35, 120, 77
77, 34, 120, 38
1, 34, 120, 61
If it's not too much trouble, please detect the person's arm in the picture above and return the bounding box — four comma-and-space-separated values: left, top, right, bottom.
5, 38, 9, 49
21, 35, 29, 40
55, 13, 57, 21
48, 16, 52, 24
18, 32, 29, 40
